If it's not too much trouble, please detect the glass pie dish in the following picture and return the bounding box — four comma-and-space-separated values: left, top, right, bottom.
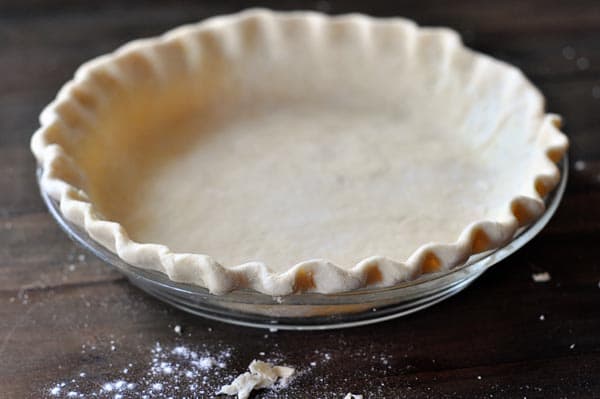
32, 10, 569, 329
38, 158, 567, 330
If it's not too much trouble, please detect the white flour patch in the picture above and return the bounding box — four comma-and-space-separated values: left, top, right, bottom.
44, 342, 234, 398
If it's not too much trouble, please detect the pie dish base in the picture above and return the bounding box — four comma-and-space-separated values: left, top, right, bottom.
38, 157, 567, 330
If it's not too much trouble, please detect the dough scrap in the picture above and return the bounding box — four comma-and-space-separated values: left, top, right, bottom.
217, 360, 295, 399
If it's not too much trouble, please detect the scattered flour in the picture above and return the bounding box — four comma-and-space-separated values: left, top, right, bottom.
46, 336, 395, 398
531, 272, 551, 283
217, 360, 295, 399
46, 342, 234, 398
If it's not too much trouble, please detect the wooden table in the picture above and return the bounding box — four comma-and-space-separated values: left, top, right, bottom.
2, 1, 599, 398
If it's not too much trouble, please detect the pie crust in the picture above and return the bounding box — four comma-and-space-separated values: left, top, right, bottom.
31, 9, 568, 295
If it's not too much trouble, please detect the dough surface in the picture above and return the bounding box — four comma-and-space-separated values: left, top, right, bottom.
103, 101, 532, 271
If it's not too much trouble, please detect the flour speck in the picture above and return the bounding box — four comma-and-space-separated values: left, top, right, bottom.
532, 272, 551, 283
576, 57, 590, 70
151, 382, 163, 391
574, 160, 587, 171
562, 46, 576, 60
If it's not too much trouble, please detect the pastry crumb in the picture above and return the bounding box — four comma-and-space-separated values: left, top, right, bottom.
344, 394, 363, 399
570, 343, 576, 349
217, 360, 295, 399
532, 272, 551, 283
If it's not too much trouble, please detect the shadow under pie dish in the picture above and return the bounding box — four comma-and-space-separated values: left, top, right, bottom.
32, 9, 568, 300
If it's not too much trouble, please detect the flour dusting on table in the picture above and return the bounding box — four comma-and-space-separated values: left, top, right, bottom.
47, 341, 234, 398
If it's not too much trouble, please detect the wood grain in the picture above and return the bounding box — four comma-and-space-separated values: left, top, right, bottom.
1, 1, 599, 398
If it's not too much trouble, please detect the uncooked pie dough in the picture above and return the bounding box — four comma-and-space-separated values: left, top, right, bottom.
217, 360, 295, 399
31, 9, 568, 295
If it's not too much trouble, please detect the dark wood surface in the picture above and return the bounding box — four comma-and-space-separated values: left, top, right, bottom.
1, 1, 600, 398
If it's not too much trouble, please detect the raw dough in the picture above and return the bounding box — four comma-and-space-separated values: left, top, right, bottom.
217, 360, 295, 399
